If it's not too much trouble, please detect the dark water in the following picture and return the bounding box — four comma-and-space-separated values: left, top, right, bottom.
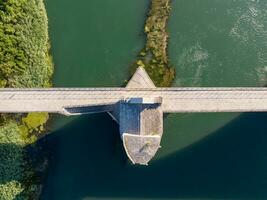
41, 0, 267, 199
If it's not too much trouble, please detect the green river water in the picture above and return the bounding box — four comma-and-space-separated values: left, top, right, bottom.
41, 0, 267, 199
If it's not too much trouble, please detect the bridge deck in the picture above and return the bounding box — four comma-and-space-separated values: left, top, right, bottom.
1, 88, 267, 114
3, 67, 266, 165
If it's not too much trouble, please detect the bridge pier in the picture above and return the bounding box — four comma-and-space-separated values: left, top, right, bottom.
115, 67, 164, 165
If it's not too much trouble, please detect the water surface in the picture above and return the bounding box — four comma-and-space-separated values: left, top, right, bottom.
41, 0, 267, 199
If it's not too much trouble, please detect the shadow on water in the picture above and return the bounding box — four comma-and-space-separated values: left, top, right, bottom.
34, 112, 267, 200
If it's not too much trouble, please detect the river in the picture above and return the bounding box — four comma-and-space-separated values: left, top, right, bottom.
41, 0, 267, 199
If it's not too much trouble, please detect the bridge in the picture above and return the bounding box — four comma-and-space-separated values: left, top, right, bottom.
1, 67, 267, 165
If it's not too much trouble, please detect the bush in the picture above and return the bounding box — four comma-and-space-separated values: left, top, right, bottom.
22, 113, 49, 133
0, 181, 24, 200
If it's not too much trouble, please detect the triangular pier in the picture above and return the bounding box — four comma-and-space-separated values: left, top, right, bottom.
117, 67, 163, 165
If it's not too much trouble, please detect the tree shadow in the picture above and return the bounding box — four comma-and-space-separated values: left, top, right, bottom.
28, 112, 267, 200
0, 142, 35, 200
0, 143, 25, 185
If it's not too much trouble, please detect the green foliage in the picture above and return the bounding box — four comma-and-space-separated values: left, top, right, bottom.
0, 122, 26, 200
0, 0, 53, 198
0, 181, 24, 200
18, 125, 37, 145
22, 113, 48, 133
0, 122, 36, 200
0, 123, 24, 183
0, 0, 53, 88
133, 0, 175, 87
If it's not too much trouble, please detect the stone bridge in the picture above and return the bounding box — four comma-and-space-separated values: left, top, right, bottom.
1, 67, 267, 165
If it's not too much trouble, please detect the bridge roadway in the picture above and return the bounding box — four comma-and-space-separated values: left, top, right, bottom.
1, 87, 267, 115
2, 67, 267, 165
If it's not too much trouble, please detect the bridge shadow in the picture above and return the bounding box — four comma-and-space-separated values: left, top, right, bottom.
29, 112, 267, 200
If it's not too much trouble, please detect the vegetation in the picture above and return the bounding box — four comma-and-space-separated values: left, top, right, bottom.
0, 0, 53, 88
0, 0, 53, 199
0, 122, 29, 199
22, 113, 49, 134
132, 0, 175, 87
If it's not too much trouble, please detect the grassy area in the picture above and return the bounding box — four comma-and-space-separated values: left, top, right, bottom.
0, 0, 53, 199
132, 0, 175, 87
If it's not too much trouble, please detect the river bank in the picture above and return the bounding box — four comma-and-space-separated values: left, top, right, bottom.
0, 0, 53, 199
133, 0, 175, 86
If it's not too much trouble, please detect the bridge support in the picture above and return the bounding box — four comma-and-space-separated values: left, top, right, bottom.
61, 67, 164, 165
118, 67, 163, 165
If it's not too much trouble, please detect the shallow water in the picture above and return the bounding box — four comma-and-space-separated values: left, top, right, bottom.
41, 0, 267, 199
